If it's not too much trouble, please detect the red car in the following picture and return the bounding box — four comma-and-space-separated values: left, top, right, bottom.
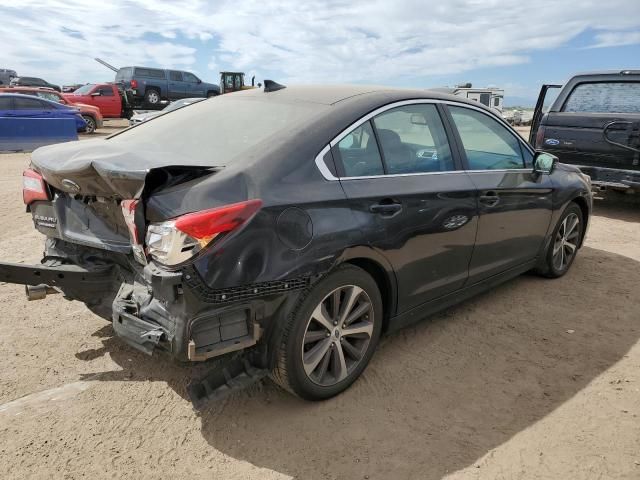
63, 83, 126, 119
0, 85, 103, 133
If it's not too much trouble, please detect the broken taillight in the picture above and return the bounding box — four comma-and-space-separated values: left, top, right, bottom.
121, 199, 147, 265
22, 169, 50, 205
146, 199, 262, 266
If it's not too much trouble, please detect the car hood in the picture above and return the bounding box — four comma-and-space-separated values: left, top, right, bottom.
31, 138, 218, 198
131, 111, 161, 122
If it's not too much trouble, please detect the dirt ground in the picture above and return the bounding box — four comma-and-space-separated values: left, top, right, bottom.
0, 150, 639, 480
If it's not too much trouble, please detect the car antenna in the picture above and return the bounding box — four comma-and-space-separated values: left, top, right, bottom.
263, 80, 286, 92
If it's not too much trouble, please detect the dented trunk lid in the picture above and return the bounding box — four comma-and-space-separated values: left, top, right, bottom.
31, 138, 218, 199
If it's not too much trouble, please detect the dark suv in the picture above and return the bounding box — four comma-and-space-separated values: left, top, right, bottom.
9, 76, 61, 92
530, 70, 640, 194
115, 66, 220, 108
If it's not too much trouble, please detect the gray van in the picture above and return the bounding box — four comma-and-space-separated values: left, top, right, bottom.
115, 66, 220, 108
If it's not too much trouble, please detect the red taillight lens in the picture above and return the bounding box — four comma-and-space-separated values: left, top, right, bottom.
534, 126, 546, 149
174, 199, 262, 241
22, 169, 50, 205
130, 79, 138, 89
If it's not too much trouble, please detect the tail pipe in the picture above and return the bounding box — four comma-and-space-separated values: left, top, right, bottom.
25, 284, 59, 301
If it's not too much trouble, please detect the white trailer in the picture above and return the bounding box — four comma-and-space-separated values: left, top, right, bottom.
432, 83, 504, 113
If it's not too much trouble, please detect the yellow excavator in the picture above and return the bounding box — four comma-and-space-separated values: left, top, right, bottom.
219, 72, 262, 94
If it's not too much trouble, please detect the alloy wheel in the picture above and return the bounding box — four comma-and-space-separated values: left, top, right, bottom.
552, 213, 580, 271
301, 285, 374, 386
147, 91, 159, 104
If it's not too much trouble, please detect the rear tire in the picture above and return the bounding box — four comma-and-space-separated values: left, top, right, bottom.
271, 265, 383, 400
536, 202, 584, 278
82, 115, 96, 134
144, 89, 161, 106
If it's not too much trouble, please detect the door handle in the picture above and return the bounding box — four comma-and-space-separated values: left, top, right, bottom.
370, 201, 403, 216
479, 191, 500, 207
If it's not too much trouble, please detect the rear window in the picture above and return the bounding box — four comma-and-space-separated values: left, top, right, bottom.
564, 82, 640, 114
115, 67, 133, 82
108, 96, 326, 165
134, 68, 165, 79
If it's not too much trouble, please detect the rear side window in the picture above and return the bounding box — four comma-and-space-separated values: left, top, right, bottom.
336, 121, 384, 177
0, 97, 12, 109
372, 104, 454, 173
14, 97, 44, 110
564, 82, 640, 113
169, 71, 183, 81
134, 68, 166, 79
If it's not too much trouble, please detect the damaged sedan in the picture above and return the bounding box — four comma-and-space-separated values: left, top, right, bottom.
2, 82, 593, 405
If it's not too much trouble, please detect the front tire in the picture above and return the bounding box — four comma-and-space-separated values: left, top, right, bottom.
536, 203, 584, 278
271, 265, 383, 400
81, 115, 96, 134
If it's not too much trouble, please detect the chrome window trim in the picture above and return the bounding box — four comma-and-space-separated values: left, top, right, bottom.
314, 98, 534, 181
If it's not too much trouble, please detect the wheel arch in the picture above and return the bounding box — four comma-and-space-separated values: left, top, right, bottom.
571, 195, 590, 247
339, 248, 398, 332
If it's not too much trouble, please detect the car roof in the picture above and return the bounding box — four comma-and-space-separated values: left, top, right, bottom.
0, 93, 67, 106
0, 86, 57, 93
234, 84, 483, 108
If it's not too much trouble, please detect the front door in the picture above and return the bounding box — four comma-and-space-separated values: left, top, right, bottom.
446, 105, 553, 283
92, 85, 120, 117
334, 102, 478, 313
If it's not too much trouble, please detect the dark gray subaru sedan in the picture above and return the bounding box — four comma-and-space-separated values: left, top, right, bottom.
1, 82, 592, 405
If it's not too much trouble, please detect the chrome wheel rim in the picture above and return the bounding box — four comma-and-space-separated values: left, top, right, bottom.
147, 92, 159, 103
552, 213, 580, 271
302, 285, 374, 386
84, 117, 95, 133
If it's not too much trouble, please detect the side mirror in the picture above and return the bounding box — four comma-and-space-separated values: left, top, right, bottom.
197, 79, 202, 84
533, 151, 558, 174
90, 91, 101, 96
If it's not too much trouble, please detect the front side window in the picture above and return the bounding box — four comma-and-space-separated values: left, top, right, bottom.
183, 72, 198, 83
36, 92, 62, 103
336, 121, 384, 177
99, 87, 114, 96
449, 106, 525, 170
564, 82, 640, 114
372, 104, 454, 174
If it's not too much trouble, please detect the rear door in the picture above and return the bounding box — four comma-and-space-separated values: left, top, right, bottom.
446, 104, 553, 283
333, 101, 478, 312
168, 71, 186, 99
539, 81, 640, 172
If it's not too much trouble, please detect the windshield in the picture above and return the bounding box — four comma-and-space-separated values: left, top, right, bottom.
108, 95, 326, 165
73, 84, 95, 95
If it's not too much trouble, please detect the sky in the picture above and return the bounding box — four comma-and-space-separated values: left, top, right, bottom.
1, 0, 639, 106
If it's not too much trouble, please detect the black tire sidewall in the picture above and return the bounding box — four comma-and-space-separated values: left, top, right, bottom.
545, 203, 584, 277
145, 89, 160, 105
284, 266, 383, 400
82, 115, 95, 133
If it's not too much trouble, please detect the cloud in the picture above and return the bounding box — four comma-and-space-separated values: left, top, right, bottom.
1, 0, 639, 86
589, 30, 640, 48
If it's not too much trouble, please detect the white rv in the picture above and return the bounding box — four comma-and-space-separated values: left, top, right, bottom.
432, 83, 504, 113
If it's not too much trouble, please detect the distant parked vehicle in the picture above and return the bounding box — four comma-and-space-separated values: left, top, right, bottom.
62, 84, 85, 93
115, 66, 220, 107
64, 83, 134, 119
0, 93, 86, 131
0, 69, 17, 86
432, 83, 504, 113
10, 76, 61, 92
1, 86, 103, 133
129, 97, 206, 125
531, 70, 640, 194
